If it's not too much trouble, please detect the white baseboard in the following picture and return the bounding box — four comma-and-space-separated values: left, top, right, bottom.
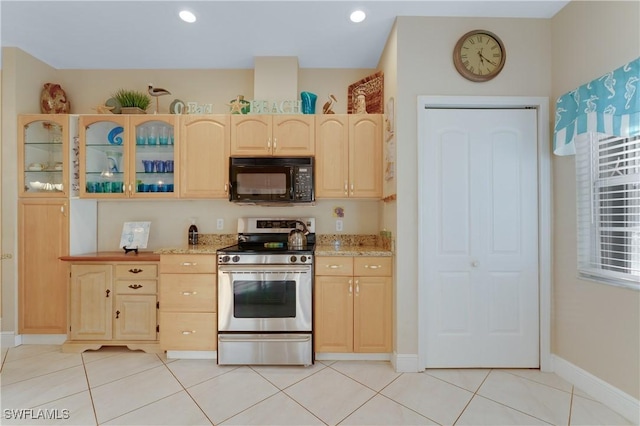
392, 353, 420, 372
19, 334, 67, 345
1, 331, 17, 348
166, 350, 217, 360
315, 353, 391, 362
552, 355, 639, 424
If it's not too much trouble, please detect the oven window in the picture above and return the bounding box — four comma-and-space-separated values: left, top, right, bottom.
237, 173, 287, 195
233, 280, 296, 318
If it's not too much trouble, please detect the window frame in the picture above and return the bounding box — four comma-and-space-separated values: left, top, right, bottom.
575, 132, 640, 290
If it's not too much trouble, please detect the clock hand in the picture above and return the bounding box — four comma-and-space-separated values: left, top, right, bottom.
478, 52, 498, 67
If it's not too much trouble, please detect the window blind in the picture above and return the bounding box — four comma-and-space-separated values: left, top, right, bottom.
575, 132, 640, 289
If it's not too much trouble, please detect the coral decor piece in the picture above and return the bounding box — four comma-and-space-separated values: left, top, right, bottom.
40, 83, 70, 114
347, 71, 384, 114
322, 94, 337, 114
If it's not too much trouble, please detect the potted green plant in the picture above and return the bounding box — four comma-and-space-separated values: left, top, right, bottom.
112, 89, 151, 114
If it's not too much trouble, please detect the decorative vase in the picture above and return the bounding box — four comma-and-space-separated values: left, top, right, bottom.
300, 92, 317, 114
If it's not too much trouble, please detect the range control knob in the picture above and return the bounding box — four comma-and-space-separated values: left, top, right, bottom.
290, 255, 297, 263
300, 255, 307, 263
232, 255, 240, 263
220, 255, 230, 263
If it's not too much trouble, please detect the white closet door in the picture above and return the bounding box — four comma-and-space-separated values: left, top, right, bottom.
423, 108, 539, 368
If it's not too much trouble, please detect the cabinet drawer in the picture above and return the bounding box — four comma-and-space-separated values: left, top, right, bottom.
315, 256, 353, 276
354, 257, 392, 276
160, 312, 217, 351
115, 264, 158, 279
160, 255, 216, 274
115, 280, 157, 294
160, 274, 216, 312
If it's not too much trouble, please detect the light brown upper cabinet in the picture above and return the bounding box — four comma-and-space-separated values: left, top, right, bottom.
18, 114, 70, 198
79, 115, 179, 199
180, 115, 230, 199
230, 115, 314, 156
315, 114, 382, 198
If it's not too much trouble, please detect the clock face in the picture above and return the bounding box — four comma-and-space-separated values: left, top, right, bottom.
453, 30, 506, 82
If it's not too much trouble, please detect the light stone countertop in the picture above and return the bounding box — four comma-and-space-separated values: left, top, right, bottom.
155, 244, 393, 257
154, 244, 230, 255
314, 244, 393, 257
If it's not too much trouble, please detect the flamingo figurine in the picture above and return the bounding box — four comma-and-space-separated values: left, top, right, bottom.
148, 84, 171, 114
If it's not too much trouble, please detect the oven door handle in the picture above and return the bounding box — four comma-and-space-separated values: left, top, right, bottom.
218, 335, 311, 343
218, 265, 311, 273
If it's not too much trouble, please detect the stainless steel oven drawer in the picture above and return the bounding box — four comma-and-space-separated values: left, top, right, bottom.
217, 333, 312, 366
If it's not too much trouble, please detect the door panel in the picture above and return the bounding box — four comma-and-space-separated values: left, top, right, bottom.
424, 108, 538, 368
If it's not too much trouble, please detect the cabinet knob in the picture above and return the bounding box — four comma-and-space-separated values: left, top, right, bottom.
129, 268, 143, 274
115, 310, 120, 319
105, 289, 110, 298
128, 284, 143, 290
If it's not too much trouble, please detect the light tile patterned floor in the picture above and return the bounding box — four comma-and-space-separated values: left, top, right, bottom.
0, 345, 633, 425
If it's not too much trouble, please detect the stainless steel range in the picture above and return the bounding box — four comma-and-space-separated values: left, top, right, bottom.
217, 217, 315, 366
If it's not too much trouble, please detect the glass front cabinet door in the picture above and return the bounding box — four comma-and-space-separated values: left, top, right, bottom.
79, 115, 178, 198
19, 115, 69, 198
129, 115, 178, 198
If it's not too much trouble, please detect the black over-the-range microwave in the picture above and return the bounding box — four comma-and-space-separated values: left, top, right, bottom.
229, 157, 314, 204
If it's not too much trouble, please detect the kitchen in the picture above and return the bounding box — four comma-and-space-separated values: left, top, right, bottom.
1, 1, 639, 424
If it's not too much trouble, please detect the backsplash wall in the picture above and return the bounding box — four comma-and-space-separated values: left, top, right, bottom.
96, 199, 382, 251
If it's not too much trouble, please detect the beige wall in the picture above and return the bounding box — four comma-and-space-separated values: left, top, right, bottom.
551, 1, 640, 399
377, 20, 399, 350
393, 16, 552, 357
1, 48, 59, 332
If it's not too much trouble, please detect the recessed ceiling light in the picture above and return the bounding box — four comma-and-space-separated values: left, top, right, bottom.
179, 10, 196, 23
350, 10, 366, 23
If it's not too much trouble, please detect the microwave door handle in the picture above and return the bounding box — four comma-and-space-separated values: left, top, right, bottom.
290, 168, 295, 200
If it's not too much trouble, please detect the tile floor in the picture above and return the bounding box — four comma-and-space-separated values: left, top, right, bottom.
0, 345, 633, 426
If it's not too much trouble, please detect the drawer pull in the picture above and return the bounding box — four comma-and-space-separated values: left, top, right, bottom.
365, 265, 382, 269
327, 264, 342, 269
181, 291, 197, 296
181, 330, 196, 335
115, 310, 120, 319
105, 289, 111, 298
128, 284, 143, 290
180, 262, 197, 266
128, 268, 143, 274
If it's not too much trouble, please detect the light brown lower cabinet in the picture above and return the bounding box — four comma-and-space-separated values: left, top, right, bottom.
314, 256, 392, 353
18, 199, 69, 334
63, 262, 159, 353
159, 254, 217, 351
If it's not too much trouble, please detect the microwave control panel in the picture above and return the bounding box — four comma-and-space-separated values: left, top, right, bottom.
294, 167, 314, 201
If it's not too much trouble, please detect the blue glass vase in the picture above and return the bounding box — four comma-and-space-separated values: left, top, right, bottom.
300, 92, 317, 114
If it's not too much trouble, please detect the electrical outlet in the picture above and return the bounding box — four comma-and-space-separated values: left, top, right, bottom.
336, 219, 343, 232
217, 218, 224, 230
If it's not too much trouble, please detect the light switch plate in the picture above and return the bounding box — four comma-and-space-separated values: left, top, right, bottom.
336, 219, 343, 232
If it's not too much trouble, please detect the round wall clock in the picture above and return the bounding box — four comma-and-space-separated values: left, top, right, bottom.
453, 30, 506, 82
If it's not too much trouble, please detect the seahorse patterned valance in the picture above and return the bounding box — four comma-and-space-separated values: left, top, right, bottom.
553, 57, 640, 156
